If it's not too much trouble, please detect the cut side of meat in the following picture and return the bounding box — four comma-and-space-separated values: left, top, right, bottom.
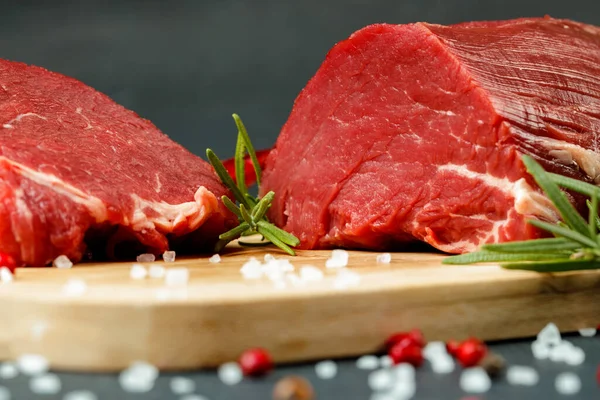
260, 17, 600, 253
0, 59, 235, 267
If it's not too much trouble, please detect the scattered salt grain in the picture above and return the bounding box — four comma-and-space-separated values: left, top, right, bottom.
240, 258, 263, 279
148, 265, 166, 279
180, 395, 209, 400
549, 340, 574, 362
368, 369, 394, 391
208, 254, 221, 264
394, 363, 416, 381
163, 251, 176, 263
333, 269, 361, 290
16, 354, 49, 376
423, 341, 447, 360
136, 253, 155, 263
63, 390, 98, 400
130, 264, 147, 280
430, 354, 455, 374
217, 362, 242, 386
315, 360, 337, 379
379, 355, 393, 368
555, 372, 581, 395
537, 322, 561, 346
0, 267, 13, 284
62, 279, 87, 297
531, 340, 550, 360
0, 387, 9, 400
0, 363, 18, 379
460, 367, 491, 393
119, 361, 158, 393
325, 249, 349, 269
165, 268, 189, 286
564, 346, 585, 366
30, 373, 61, 394
356, 355, 379, 370
53, 255, 73, 269
578, 327, 597, 337
264, 254, 275, 262
169, 376, 195, 394
299, 265, 324, 282
376, 253, 392, 264
286, 273, 304, 288
506, 365, 539, 386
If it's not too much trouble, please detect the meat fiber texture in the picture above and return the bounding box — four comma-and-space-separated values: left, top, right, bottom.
261, 17, 600, 254
0, 59, 235, 267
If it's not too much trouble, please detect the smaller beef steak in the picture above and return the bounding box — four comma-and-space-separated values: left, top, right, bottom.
0, 59, 235, 267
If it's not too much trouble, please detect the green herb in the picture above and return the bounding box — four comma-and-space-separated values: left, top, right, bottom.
442, 155, 600, 272
206, 114, 300, 255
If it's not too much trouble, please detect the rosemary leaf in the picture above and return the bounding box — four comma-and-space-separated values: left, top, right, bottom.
522, 155, 589, 236
589, 190, 598, 239
549, 173, 600, 198
501, 259, 600, 272
234, 130, 247, 194
251, 191, 274, 221
527, 219, 597, 248
233, 114, 262, 187
257, 226, 295, 256
221, 196, 242, 218
257, 220, 301, 246
239, 204, 254, 226
442, 251, 569, 265
481, 237, 580, 253
206, 149, 249, 208
219, 222, 252, 242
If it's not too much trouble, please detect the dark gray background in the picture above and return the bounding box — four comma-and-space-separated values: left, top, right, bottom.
1, 1, 599, 399
1, 0, 599, 158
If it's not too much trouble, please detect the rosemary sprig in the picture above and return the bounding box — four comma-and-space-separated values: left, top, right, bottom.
442, 155, 600, 272
206, 114, 300, 255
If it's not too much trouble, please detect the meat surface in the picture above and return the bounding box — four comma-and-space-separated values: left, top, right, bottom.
0, 59, 235, 267
261, 17, 600, 253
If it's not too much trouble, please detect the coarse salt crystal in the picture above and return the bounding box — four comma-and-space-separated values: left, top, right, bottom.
136, 253, 155, 263
325, 249, 349, 268
356, 355, 379, 370
315, 360, 337, 379
376, 253, 391, 264
299, 265, 324, 282
537, 322, 561, 346
368, 369, 394, 391
0, 387, 9, 400
148, 265, 166, 279
169, 376, 195, 394
180, 395, 209, 400
286, 273, 304, 287
240, 258, 263, 279
430, 354, 455, 374
555, 372, 581, 395
0, 362, 17, 379
394, 363, 416, 381
217, 362, 242, 386
460, 367, 491, 393
506, 365, 539, 386
387, 380, 416, 399
119, 361, 158, 393
53, 255, 73, 269
165, 268, 189, 286
125, 361, 158, 381
63, 390, 99, 400
531, 339, 550, 360
564, 346, 585, 366
62, 279, 87, 297
379, 355, 393, 368
333, 269, 361, 290
16, 354, 49, 376
549, 340, 574, 363
130, 264, 147, 280
162, 251, 176, 263
208, 254, 221, 264
423, 341, 447, 360
30, 373, 61, 394
0, 267, 12, 284
578, 327, 597, 337
264, 254, 275, 262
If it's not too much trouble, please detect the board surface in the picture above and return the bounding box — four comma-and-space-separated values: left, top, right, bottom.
0, 244, 599, 372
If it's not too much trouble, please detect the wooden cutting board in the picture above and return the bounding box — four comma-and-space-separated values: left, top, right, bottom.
0, 244, 599, 372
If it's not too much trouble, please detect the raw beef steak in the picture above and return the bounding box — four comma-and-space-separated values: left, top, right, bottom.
0, 59, 235, 267
260, 17, 600, 253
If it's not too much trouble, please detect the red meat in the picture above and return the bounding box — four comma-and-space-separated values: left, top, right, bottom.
0, 59, 235, 267
261, 17, 600, 253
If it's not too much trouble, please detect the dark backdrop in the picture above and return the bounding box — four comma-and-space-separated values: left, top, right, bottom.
1, 0, 599, 158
